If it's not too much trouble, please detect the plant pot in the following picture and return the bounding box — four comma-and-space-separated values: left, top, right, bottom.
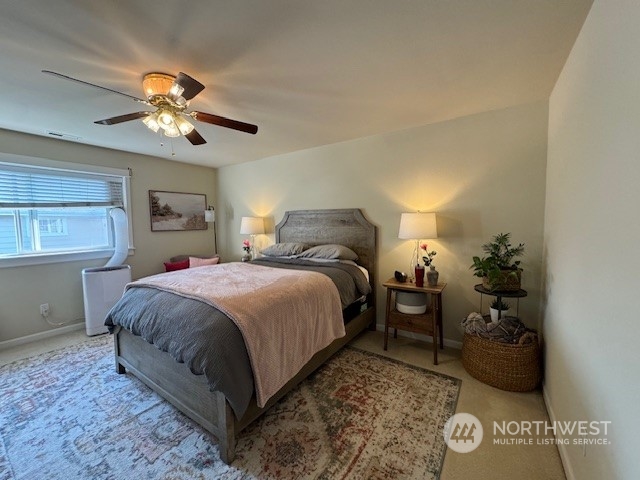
482, 268, 522, 292
489, 307, 510, 322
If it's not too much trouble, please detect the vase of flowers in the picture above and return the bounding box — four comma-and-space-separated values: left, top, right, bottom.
426, 265, 439, 287
241, 239, 252, 262
421, 244, 439, 286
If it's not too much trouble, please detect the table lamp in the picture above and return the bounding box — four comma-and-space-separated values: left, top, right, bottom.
240, 216, 264, 259
398, 212, 438, 277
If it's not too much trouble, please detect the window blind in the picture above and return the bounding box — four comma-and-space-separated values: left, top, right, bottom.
0, 163, 124, 208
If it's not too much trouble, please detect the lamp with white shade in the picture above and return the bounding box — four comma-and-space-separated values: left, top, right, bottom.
240, 216, 264, 260
204, 206, 217, 254
398, 212, 438, 278
204, 208, 215, 223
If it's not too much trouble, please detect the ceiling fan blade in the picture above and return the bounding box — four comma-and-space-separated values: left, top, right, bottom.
192, 111, 258, 134
170, 72, 205, 101
185, 129, 207, 145
42, 70, 148, 104
94, 111, 152, 125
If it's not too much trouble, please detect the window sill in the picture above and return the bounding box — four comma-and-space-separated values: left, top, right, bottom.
0, 248, 135, 269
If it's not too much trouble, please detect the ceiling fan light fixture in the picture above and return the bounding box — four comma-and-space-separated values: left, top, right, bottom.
163, 124, 181, 138
158, 110, 175, 128
44, 70, 258, 147
175, 115, 195, 135
142, 113, 160, 132
169, 83, 185, 99
142, 72, 175, 98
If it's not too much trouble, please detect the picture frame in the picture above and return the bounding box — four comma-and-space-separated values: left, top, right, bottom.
149, 190, 207, 231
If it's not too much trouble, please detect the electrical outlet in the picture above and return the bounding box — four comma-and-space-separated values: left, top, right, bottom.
40, 303, 50, 317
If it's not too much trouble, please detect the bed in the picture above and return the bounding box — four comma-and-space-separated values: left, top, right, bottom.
107, 208, 377, 463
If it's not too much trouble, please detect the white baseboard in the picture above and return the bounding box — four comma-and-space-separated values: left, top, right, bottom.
375, 323, 463, 350
543, 384, 574, 480
0, 322, 84, 351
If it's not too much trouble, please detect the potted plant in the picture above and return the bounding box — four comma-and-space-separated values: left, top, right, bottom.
470, 233, 524, 291
489, 299, 510, 322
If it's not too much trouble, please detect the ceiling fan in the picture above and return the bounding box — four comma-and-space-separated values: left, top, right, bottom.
42, 70, 258, 145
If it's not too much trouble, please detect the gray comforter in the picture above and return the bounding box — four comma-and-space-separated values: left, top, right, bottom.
105, 259, 371, 419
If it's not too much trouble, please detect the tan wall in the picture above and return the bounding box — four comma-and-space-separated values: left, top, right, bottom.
217, 101, 549, 343
545, 1, 638, 478
0, 129, 216, 342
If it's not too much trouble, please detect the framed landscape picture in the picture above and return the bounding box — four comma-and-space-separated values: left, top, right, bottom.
149, 190, 207, 231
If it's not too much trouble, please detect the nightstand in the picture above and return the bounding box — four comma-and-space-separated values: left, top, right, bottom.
382, 278, 446, 365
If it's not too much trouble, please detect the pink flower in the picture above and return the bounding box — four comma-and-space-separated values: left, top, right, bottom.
242, 238, 252, 253
420, 243, 428, 251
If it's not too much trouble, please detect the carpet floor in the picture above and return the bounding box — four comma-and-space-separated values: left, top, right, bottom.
0, 334, 460, 479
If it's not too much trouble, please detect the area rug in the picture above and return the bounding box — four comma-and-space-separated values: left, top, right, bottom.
0, 335, 460, 480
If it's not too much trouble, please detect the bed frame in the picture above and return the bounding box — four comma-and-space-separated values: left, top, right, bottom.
113, 208, 377, 463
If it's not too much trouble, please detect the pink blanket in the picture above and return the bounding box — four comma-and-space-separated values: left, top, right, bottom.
127, 262, 345, 407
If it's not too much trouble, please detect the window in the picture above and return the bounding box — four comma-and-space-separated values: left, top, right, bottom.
0, 157, 132, 267
38, 218, 68, 236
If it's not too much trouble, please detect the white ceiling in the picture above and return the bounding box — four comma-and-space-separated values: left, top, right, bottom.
0, 1, 592, 168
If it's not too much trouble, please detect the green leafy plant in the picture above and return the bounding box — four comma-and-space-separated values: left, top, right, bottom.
490, 299, 510, 311
470, 233, 525, 290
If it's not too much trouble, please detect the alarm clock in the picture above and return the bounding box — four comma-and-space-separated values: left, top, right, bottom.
394, 270, 408, 283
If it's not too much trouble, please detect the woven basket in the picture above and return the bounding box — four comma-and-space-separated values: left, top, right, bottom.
481, 269, 522, 292
462, 333, 541, 392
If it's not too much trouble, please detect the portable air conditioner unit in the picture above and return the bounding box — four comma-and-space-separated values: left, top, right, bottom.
82, 265, 131, 336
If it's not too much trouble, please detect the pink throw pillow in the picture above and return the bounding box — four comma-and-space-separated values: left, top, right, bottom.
189, 256, 220, 267
164, 259, 189, 272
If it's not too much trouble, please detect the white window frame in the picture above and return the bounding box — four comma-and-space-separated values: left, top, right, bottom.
0, 153, 134, 268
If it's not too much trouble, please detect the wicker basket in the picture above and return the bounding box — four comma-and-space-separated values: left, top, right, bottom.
462, 333, 541, 392
481, 269, 522, 292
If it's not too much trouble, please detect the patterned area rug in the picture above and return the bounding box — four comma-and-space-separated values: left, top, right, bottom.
0, 335, 460, 479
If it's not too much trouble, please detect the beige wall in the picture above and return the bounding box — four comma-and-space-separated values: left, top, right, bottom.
218, 101, 549, 343
0, 129, 217, 343
545, 1, 639, 478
